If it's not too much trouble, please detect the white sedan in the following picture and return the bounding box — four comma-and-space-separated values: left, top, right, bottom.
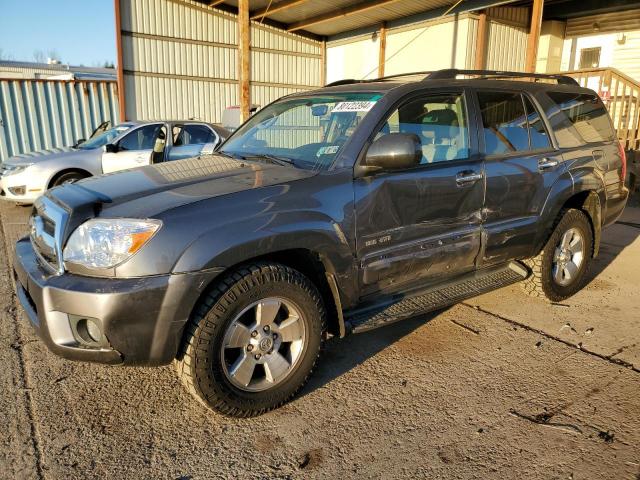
0, 120, 229, 204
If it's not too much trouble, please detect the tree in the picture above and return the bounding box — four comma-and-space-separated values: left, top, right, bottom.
33, 50, 46, 63
0, 48, 15, 61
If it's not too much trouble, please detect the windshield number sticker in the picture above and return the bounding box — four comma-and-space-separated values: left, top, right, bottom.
332, 101, 377, 113
317, 145, 340, 156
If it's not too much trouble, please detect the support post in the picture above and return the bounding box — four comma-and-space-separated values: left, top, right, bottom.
474, 11, 487, 70
114, 0, 126, 121
238, 0, 251, 122
525, 0, 544, 73
378, 22, 387, 78
320, 39, 327, 86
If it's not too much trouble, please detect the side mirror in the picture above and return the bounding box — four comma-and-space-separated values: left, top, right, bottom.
75, 138, 85, 145
360, 133, 422, 175
104, 143, 119, 153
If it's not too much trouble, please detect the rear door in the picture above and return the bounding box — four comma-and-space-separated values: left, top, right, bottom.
475, 89, 563, 265
167, 123, 220, 161
101, 123, 164, 173
354, 89, 484, 298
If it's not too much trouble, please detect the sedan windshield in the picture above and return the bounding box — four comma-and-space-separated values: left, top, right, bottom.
77, 125, 131, 150
220, 92, 383, 170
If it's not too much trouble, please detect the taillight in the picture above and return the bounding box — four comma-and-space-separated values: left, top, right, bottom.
618, 141, 627, 186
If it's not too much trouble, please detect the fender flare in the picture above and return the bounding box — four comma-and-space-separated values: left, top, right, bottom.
533, 167, 605, 257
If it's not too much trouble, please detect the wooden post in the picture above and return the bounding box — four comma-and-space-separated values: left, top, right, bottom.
378, 22, 387, 78
474, 11, 487, 70
114, 0, 126, 121
320, 39, 327, 86
525, 0, 544, 73
238, 0, 251, 122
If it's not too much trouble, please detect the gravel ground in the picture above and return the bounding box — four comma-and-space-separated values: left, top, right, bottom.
1, 200, 639, 480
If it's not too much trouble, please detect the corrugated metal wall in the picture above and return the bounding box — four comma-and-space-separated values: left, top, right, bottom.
485, 19, 528, 71
119, 0, 322, 124
0, 79, 119, 162
327, 14, 478, 82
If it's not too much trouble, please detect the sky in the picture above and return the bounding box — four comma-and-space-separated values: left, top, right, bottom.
0, 0, 116, 67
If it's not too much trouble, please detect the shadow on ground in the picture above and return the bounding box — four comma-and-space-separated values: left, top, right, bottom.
300, 308, 449, 398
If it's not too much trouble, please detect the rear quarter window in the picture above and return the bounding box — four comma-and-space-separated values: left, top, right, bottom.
546, 92, 615, 147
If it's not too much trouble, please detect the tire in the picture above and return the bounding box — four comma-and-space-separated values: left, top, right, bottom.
51, 171, 87, 188
175, 262, 326, 417
522, 208, 593, 302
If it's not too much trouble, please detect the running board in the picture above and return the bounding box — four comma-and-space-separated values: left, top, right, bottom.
345, 262, 528, 334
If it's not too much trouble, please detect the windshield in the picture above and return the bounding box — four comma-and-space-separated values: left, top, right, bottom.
220, 92, 383, 170
77, 125, 131, 150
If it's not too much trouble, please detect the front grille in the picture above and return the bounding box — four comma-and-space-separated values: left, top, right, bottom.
30, 196, 69, 275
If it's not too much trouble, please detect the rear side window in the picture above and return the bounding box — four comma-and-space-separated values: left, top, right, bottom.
478, 91, 531, 155
174, 125, 216, 146
547, 92, 615, 145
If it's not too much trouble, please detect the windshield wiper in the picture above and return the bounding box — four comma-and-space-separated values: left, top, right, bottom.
245, 153, 295, 167
218, 150, 246, 161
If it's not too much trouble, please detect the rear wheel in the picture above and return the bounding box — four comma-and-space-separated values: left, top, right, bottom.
175, 263, 326, 417
523, 209, 593, 302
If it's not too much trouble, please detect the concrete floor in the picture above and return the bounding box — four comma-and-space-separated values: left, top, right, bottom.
1, 200, 639, 479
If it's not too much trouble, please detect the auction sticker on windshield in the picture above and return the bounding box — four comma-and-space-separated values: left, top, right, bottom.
332, 101, 377, 112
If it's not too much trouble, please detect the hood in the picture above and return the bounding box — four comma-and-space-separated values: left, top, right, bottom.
49, 154, 317, 218
5, 146, 97, 165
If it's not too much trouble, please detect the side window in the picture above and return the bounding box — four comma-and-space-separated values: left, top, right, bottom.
546, 92, 615, 146
175, 125, 216, 146
119, 124, 162, 151
523, 96, 551, 150
375, 92, 470, 164
478, 91, 530, 155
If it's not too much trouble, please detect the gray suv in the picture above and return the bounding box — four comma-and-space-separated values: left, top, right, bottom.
12, 69, 629, 417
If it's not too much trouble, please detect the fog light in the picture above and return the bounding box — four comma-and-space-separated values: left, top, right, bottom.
76, 318, 103, 344
8, 185, 26, 196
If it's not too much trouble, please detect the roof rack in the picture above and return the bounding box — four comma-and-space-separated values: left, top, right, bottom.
324, 71, 433, 87
424, 69, 579, 85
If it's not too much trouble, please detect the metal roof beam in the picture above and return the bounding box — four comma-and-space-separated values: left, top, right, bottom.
250, 0, 310, 20
287, 0, 403, 32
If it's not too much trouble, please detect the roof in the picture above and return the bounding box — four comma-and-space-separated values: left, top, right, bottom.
196, 0, 514, 39
0, 61, 116, 81
192, 0, 640, 40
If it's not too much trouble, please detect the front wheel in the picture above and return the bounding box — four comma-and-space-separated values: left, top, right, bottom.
175, 263, 326, 417
523, 209, 593, 302
51, 171, 87, 187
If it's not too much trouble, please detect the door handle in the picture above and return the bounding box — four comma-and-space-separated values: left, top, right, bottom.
538, 158, 559, 170
455, 171, 483, 186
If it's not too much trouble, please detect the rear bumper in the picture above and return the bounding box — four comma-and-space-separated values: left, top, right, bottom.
13, 237, 222, 365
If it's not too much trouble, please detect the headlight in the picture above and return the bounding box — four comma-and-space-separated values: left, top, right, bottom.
63, 218, 161, 269
2, 163, 33, 176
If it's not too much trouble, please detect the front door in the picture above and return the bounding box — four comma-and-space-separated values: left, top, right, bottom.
102, 123, 165, 173
475, 89, 564, 265
354, 89, 484, 298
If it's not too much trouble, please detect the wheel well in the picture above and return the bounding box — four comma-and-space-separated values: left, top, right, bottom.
48, 168, 92, 188
561, 190, 601, 257
196, 249, 342, 338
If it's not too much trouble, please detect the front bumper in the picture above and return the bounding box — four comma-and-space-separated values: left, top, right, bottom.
0, 169, 46, 203
13, 237, 222, 365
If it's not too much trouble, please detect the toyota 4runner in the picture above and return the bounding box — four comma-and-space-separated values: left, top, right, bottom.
13, 69, 629, 417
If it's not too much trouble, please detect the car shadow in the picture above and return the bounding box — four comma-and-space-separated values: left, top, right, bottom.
298, 307, 450, 399
586, 206, 640, 283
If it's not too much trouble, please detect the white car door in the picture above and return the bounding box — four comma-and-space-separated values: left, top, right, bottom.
101, 123, 164, 173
